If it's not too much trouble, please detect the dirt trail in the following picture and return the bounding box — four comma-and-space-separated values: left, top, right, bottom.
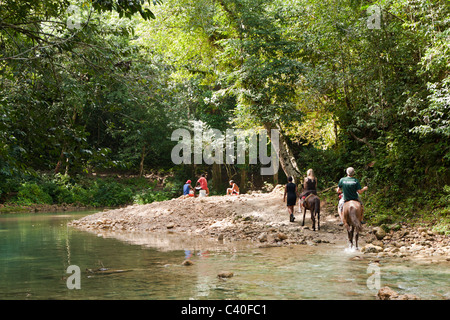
70, 185, 343, 247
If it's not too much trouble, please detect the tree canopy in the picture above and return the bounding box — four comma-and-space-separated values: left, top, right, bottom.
1, 0, 449, 229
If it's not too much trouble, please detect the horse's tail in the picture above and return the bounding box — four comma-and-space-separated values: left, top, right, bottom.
349, 206, 362, 232
314, 197, 320, 215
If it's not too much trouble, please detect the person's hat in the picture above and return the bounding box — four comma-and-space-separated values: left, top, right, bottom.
186, 180, 191, 184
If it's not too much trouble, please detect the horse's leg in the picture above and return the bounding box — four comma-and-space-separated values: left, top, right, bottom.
302, 206, 306, 226
355, 229, 359, 250
347, 228, 352, 248
317, 209, 320, 231
351, 226, 355, 249
348, 226, 354, 248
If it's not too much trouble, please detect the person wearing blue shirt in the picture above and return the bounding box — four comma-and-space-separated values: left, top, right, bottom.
183, 180, 193, 196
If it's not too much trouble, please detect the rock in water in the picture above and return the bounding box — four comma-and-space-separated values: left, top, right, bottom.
217, 271, 234, 278
182, 260, 194, 266
361, 244, 383, 253
377, 286, 420, 300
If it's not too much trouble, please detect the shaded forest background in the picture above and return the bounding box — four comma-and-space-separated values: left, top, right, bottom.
0, 0, 448, 232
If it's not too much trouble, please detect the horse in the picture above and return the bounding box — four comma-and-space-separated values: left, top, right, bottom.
342, 200, 363, 249
301, 194, 320, 231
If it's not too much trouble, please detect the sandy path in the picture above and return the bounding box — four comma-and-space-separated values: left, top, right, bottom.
69, 185, 343, 247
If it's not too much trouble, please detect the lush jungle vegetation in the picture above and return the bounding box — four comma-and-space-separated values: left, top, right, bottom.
0, 0, 448, 232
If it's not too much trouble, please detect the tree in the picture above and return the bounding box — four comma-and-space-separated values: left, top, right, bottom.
214, 0, 306, 182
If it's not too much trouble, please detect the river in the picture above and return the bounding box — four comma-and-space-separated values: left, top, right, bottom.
0, 211, 448, 300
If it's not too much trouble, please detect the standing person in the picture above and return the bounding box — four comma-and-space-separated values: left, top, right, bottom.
283, 176, 298, 222
226, 180, 240, 195
183, 180, 194, 196
195, 174, 209, 196
299, 169, 318, 208
336, 167, 368, 225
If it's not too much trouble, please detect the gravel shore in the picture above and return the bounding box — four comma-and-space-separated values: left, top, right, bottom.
69, 185, 450, 262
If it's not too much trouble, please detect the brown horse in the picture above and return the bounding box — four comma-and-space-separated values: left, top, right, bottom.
301, 194, 320, 231
342, 200, 363, 249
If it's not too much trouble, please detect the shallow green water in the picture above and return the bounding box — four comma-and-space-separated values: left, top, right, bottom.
0, 211, 448, 300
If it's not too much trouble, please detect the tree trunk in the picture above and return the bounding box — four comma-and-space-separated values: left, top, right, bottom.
139, 145, 146, 177
264, 123, 302, 184
212, 162, 222, 192
55, 146, 66, 174
64, 157, 69, 176
240, 166, 247, 193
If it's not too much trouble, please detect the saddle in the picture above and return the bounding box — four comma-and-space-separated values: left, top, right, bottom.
304, 193, 315, 202
301, 193, 317, 210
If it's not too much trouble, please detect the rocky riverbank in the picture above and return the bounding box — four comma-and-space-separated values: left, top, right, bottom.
361, 224, 450, 263
69, 185, 450, 263
69, 185, 343, 247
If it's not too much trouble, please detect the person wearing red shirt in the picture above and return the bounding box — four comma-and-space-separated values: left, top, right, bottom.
195, 174, 209, 196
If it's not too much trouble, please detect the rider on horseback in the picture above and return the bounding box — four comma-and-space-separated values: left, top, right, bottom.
299, 169, 317, 208
336, 167, 368, 226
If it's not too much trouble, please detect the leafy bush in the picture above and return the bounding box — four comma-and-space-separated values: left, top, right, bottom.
16, 182, 52, 205
133, 188, 172, 204
2, 173, 181, 209
90, 179, 134, 207
70, 184, 92, 205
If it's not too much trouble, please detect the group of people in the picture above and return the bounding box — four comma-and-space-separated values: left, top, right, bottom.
182, 174, 239, 197
183, 174, 210, 197
284, 167, 368, 225
283, 169, 318, 222
183, 166, 368, 227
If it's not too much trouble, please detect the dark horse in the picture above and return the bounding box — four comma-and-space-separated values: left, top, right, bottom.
342, 200, 363, 249
301, 194, 320, 231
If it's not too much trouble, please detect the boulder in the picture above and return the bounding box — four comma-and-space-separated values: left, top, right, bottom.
361, 244, 383, 253
373, 227, 386, 240
218, 271, 234, 278
182, 260, 194, 266
372, 240, 384, 248
377, 287, 398, 300
277, 233, 288, 241
257, 232, 268, 243
377, 286, 420, 300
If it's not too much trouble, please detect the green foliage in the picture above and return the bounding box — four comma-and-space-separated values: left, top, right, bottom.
133, 188, 173, 204
89, 179, 134, 207
92, 0, 162, 20
1, 173, 183, 209
16, 183, 53, 206
0, 0, 448, 232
